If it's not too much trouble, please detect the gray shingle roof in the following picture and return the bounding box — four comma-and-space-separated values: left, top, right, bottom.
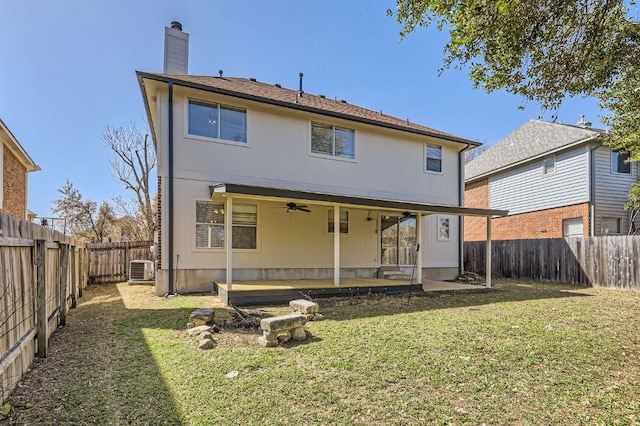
465, 120, 604, 181
137, 72, 480, 146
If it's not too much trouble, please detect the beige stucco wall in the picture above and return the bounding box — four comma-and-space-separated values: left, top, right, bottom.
150, 84, 462, 292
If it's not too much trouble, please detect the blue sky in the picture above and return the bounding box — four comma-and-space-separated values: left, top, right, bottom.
1, 1, 603, 217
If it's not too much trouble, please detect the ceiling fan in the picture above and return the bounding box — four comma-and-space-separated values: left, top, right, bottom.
272, 202, 312, 213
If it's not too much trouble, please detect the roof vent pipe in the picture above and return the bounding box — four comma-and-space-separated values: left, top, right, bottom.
299, 72, 304, 96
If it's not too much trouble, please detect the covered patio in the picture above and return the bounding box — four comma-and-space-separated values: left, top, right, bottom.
201, 183, 507, 305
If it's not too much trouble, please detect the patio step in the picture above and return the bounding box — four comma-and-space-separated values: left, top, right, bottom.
381, 270, 412, 281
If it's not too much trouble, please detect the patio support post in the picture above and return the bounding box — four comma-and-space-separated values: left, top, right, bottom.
226, 195, 233, 290
334, 203, 340, 288
416, 213, 422, 283
486, 216, 492, 288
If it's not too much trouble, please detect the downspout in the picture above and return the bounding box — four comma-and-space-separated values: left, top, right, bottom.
168, 81, 175, 295
458, 143, 473, 275
589, 143, 602, 237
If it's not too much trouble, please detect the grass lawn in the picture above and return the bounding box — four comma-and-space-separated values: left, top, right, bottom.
4, 280, 640, 425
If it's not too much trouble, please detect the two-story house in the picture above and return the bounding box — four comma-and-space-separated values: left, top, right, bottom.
465, 119, 638, 241
137, 23, 505, 302
0, 119, 39, 220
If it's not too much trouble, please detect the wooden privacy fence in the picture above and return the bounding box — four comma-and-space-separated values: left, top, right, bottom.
464, 236, 640, 291
0, 212, 87, 404
86, 241, 154, 284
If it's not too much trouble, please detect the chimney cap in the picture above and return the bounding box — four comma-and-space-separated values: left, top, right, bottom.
170, 21, 183, 31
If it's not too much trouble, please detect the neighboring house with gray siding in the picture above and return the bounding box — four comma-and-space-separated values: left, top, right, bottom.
464, 119, 638, 241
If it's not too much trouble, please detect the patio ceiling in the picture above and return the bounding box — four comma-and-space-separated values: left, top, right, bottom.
209, 183, 508, 217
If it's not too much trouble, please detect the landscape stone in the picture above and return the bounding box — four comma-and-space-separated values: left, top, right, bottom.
258, 336, 279, 347
260, 313, 306, 332
198, 331, 214, 341
186, 325, 211, 336
289, 299, 319, 315
311, 313, 326, 321
198, 338, 215, 350
190, 309, 215, 325
291, 327, 306, 341
277, 331, 292, 343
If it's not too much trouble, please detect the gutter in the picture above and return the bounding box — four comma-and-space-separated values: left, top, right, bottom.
458, 143, 473, 275
136, 71, 481, 148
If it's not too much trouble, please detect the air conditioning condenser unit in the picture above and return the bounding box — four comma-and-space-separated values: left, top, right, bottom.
129, 260, 154, 282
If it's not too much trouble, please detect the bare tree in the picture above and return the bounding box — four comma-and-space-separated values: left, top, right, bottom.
464, 145, 488, 164
103, 123, 157, 241
53, 180, 116, 242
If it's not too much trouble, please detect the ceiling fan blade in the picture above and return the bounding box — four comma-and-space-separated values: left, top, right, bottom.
297, 207, 312, 213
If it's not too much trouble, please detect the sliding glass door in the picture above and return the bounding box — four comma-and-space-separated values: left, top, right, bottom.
380, 215, 416, 266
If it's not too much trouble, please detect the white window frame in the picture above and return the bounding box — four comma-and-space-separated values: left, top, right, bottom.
328, 208, 349, 234
611, 149, 631, 174
309, 121, 356, 162
601, 217, 622, 235
562, 217, 583, 237
425, 144, 443, 174
195, 200, 225, 250
194, 200, 258, 251
436, 215, 451, 241
542, 155, 556, 175
185, 99, 249, 146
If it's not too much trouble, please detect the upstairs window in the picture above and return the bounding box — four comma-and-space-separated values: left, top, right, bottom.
543, 156, 556, 175
188, 100, 247, 143
426, 144, 442, 173
611, 150, 630, 174
311, 122, 355, 159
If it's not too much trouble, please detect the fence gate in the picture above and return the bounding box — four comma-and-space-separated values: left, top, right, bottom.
87, 241, 154, 284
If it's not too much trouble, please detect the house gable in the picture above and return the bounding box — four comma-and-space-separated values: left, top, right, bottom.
466, 119, 602, 182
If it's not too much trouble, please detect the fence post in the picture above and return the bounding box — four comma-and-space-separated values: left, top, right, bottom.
70, 245, 77, 308
59, 244, 69, 327
35, 239, 48, 358
124, 244, 129, 281
78, 248, 84, 297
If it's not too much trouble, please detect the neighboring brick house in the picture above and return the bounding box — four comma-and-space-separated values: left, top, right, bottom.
465, 119, 638, 241
0, 119, 39, 220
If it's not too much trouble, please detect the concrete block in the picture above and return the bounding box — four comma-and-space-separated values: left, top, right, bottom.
289, 299, 319, 314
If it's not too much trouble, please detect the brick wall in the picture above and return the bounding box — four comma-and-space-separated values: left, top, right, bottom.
1, 145, 27, 219
464, 178, 489, 241
464, 178, 590, 240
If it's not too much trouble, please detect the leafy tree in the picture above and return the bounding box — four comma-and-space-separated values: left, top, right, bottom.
103, 123, 156, 241
388, 0, 640, 109
389, 0, 640, 213
53, 181, 116, 242
625, 182, 640, 234
600, 68, 640, 161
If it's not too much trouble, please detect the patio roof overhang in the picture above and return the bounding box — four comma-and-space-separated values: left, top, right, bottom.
209, 183, 508, 218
